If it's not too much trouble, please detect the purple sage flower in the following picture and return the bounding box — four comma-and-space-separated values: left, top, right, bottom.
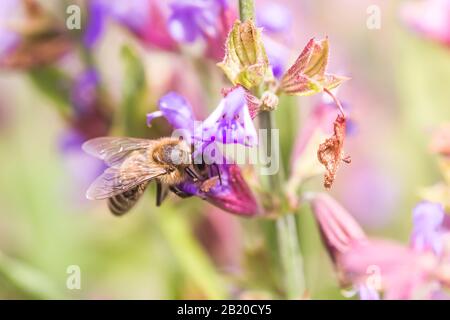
146, 87, 260, 216
176, 162, 261, 216
60, 69, 111, 204
148, 86, 257, 151
200, 86, 257, 147
147, 92, 195, 133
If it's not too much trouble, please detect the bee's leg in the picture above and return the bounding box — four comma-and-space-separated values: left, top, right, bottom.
212, 163, 222, 185
169, 186, 193, 199
156, 181, 169, 206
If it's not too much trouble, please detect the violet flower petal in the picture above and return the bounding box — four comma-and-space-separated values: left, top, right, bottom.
200, 86, 257, 147
83, 0, 106, 48
410, 201, 445, 256
358, 284, 380, 300
71, 69, 100, 114
148, 92, 195, 132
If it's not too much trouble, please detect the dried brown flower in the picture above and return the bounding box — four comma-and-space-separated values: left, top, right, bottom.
317, 115, 351, 188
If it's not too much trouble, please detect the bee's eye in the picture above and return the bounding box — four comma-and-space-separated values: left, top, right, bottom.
167, 146, 189, 165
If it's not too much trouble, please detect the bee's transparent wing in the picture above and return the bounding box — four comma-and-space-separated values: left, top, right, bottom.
86, 148, 167, 200
82, 137, 156, 167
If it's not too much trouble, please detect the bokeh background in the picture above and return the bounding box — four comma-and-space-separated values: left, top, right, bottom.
0, 0, 449, 299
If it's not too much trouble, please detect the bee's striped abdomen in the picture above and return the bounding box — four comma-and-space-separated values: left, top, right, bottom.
107, 182, 149, 216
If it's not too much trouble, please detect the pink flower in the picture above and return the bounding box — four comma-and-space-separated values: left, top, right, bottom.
310, 193, 367, 262
309, 193, 381, 299
341, 240, 447, 299
401, 0, 450, 47
430, 124, 450, 157
341, 202, 450, 299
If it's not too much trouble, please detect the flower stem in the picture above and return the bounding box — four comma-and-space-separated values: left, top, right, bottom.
239, 0, 255, 21
238, 0, 306, 299
259, 110, 306, 299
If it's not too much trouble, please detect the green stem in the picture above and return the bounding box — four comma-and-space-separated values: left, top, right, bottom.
259, 111, 306, 299
238, 0, 306, 299
239, 0, 254, 21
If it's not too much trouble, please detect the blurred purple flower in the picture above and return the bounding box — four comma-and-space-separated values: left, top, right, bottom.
257, 2, 292, 34
70, 68, 99, 114
84, 0, 177, 50
411, 201, 445, 256
0, 0, 21, 59
60, 130, 105, 204
339, 162, 400, 229
401, 0, 450, 47
256, 3, 293, 79
60, 69, 111, 204
263, 36, 289, 79
69, 69, 111, 139
167, 0, 236, 60
168, 0, 225, 43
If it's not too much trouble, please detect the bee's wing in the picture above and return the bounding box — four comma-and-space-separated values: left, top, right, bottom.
82, 137, 156, 167
86, 150, 167, 200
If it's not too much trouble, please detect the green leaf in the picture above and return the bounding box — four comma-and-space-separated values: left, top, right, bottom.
0, 251, 66, 299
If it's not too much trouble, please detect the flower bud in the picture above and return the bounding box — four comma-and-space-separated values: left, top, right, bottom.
280, 38, 349, 96
217, 19, 269, 89
310, 193, 366, 262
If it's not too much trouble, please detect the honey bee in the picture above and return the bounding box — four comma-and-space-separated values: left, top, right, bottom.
83, 137, 220, 216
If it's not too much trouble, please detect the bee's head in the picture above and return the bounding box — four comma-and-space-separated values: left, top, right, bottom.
163, 141, 192, 167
